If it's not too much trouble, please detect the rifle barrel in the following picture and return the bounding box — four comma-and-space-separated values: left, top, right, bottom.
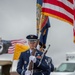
38, 44, 50, 67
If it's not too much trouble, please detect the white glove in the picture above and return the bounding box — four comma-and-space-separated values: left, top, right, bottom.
25, 70, 32, 75
29, 55, 36, 63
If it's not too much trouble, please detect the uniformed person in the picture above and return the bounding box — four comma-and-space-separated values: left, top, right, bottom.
17, 34, 54, 75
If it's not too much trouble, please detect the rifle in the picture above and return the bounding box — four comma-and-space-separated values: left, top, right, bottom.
28, 48, 36, 74
37, 44, 50, 67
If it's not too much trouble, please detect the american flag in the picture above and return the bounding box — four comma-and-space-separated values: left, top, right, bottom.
42, 0, 75, 42
8, 39, 27, 54
42, 0, 73, 25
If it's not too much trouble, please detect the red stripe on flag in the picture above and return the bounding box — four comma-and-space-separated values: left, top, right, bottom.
11, 39, 26, 44
43, 0, 73, 15
42, 8, 73, 24
8, 50, 14, 54
8, 39, 27, 54
68, 0, 73, 3
40, 16, 48, 30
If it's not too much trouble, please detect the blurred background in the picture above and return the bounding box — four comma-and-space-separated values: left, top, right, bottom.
0, 0, 75, 67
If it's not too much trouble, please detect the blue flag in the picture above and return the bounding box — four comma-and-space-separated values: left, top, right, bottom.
37, 0, 42, 6
39, 16, 50, 49
36, 0, 43, 36
36, 0, 50, 49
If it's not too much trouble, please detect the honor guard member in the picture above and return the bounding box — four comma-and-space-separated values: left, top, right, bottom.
17, 34, 54, 75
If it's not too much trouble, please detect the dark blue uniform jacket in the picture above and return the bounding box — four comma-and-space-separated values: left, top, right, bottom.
17, 49, 54, 75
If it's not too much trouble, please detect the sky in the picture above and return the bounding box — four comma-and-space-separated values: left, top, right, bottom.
0, 0, 36, 40
0, 0, 75, 69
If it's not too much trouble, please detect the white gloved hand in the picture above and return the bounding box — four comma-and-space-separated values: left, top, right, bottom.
25, 70, 32, 75
29, 55, 36, 63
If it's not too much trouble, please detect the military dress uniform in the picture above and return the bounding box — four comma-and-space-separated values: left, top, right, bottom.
17, 49, 54, 75
17, 34, 54, 75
